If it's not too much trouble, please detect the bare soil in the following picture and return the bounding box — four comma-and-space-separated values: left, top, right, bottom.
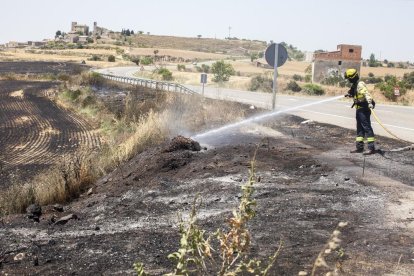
1, 109, 414, 275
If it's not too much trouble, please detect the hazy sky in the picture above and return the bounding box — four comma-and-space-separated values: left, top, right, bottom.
1, 0, 413, 61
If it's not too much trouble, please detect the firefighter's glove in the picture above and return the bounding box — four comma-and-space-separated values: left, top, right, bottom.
344, 93, 352, 98
368, 103, 374, 109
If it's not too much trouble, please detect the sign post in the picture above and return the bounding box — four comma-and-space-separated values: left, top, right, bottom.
200, 73, 207, 97
265, 43, 288, 110
272, 44, 279, 110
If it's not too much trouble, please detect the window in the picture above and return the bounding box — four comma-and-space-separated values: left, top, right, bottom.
338, 61, 342, 65
349, 49, 354, 53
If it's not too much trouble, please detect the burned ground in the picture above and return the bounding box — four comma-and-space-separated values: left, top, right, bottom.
0, 79, 100, 186
0, 62, 87, 75
1, 111, 414, 275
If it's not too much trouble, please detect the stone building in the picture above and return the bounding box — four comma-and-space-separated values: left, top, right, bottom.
5, 41, 28, 48
71, 22, 89, 35
92, 22, 109, 37
312, 44, 362, 83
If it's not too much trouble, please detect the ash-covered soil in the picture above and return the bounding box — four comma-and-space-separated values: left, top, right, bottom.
1, 114, 414, 275
0, 80, 100, 186
0, 62, 87, 75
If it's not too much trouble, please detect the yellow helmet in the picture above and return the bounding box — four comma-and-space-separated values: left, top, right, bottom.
344, 68, 358, 80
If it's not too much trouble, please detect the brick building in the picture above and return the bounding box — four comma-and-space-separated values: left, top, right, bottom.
312, 44, 362, 83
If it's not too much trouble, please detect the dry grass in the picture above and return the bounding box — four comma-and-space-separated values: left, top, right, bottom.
0, 152, 97, 215
361, 66, 413, 78
128, 47, 228, 60
99, 110, 169, 171
127, 34, 266, 54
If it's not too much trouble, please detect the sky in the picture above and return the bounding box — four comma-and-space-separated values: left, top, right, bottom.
1, 0, 413, 62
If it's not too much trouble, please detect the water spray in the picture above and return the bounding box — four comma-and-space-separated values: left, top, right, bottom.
191, 95, 344, 140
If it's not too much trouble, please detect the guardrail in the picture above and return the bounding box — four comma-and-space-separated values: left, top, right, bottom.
99, 73, 197, 95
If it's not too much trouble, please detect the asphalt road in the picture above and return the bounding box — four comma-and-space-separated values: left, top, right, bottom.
95, 66, 414, 143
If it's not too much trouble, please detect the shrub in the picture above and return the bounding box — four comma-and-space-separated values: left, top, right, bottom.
321, 73, 347, 87
361, 73, 383, 84
82, 95, 97, 107
177, 64, 186, 71
157, 68, 173, 81
375, 74, 407, 101
248, 75, 273, 92
292, 74, 303, 81
57, 73, 70, 82
140, 56, 153, 65
65, 89, 81, 101
303, 83, 325, 95
108, 55, 116, 62
211, 60, 235, 82
402, 71, 414, 89
305, 74, 312, 83
201, 64, 210, 73
81, 72, 105, 87
285, 80, 302, 92
89, 55, 101, 61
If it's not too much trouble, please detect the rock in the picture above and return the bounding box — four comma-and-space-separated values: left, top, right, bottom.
344, 177, 350, 181
26, 204, 42, 222
53, 204, 64, 212
14, 252, 26, 261
55, 214, 78, 225
87, 188, 93, 196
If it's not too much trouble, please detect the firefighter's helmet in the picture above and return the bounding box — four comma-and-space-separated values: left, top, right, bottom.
344, 68, 358, 80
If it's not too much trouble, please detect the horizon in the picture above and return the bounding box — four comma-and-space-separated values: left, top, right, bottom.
1, 0, 413, 62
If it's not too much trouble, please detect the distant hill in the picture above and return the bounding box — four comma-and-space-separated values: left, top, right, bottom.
107, 33, 267, 56
103, 33, 306, 61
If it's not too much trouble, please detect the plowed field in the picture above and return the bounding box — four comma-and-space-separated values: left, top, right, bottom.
0, 80, 100, 186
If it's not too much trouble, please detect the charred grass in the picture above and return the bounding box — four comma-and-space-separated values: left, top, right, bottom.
0, 73, 248, 216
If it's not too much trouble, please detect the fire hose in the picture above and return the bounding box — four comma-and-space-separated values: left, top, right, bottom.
369, 107, 414, 150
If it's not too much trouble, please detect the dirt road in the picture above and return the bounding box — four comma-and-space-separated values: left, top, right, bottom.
1, 112, 413, 275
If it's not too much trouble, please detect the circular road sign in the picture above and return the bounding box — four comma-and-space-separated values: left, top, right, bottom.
265, 43, 288, 68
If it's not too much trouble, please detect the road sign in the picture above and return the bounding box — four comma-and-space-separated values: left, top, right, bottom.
200, 73, 207, 97
200, 73, 207, 84
265, 43, 288, 68
394, 86, 400, 96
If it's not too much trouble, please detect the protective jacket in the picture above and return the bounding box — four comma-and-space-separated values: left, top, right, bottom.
350, 81, 374, 109
349, 81, 375, 151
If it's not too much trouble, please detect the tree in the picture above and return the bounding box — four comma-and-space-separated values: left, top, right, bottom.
131, 30, 135, 35
125, 29, 131, 36
108, 55, 116, 62
369, 53, 378, 67
55, 30, 62, 38
211, 60, 235, 82
197, 35, 202, 39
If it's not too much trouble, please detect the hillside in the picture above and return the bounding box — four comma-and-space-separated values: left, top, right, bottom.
107, 33, 267, 56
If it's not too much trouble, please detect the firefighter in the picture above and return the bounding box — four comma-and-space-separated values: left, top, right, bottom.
344, 68, 376, 155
